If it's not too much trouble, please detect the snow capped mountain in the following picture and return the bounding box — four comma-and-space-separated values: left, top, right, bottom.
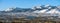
1, 5, 60, 14
3, 7, 33, 12
0, 5, 60, 20
5, 8, 15, 12
32, 5, 60, 14
44, 4, 50, 7
32, 6, 42, 10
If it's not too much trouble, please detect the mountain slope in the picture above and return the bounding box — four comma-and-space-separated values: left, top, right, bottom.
1, 5, 60, 13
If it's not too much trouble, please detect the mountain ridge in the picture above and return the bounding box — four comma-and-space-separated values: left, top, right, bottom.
0, 5, 60, 13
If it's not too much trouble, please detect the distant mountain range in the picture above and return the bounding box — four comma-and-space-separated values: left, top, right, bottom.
0, 4, 60, 20
1, 4, 60, 14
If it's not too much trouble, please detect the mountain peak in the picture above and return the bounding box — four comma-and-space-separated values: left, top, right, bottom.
4, 8, 15, 11
44, 4, 50, 7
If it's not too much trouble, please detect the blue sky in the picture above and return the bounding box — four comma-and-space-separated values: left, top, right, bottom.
0, 0, 60, 11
